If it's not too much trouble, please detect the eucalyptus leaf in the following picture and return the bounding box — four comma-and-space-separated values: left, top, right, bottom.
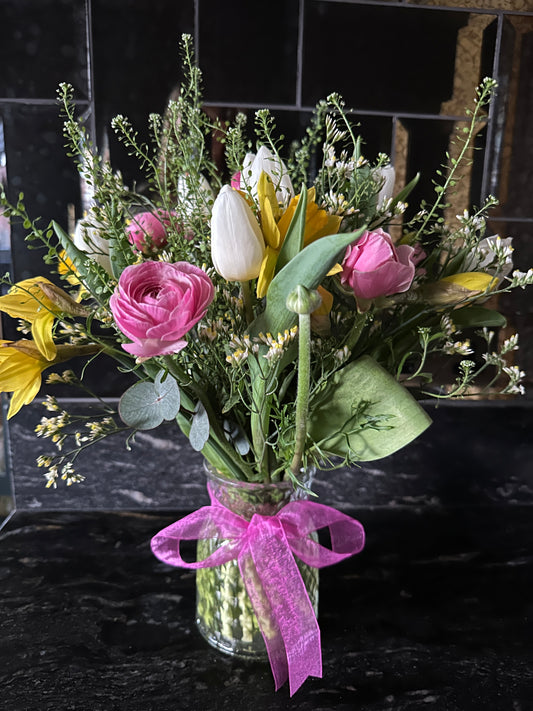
189, 402, 210, 451
308, 355, 432, 462
119, 371, 181, 430
451, 305, 507, 329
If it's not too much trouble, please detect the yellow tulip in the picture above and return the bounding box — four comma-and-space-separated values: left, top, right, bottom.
256, 176, 342, 298
0, 278, 59, 360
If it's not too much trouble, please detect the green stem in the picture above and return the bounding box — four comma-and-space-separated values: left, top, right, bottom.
290, 313, 311, 477
240, 280, 254, 325
345, 311, 368, 353
162, 356, 254, 480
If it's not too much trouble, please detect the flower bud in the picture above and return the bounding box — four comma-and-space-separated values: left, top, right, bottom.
286, 285, 322, 315
374, 164, 395, 208
210, 186, 265, 281
37, 282, 90, 317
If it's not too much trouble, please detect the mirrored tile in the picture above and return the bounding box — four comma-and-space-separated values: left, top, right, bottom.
0, 0, 89, 99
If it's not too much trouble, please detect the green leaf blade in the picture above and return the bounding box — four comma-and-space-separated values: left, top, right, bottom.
309, 355, 432, 462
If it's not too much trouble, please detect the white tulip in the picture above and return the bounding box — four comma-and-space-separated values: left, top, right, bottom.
73, 211, 112, 274
240, 146, 294, 206
211, 186, 265, 281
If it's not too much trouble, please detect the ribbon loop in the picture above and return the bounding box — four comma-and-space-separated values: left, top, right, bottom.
151, 498, 365, 695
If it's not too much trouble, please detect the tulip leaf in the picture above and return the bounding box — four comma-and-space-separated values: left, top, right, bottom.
119, 370, 181, 430
250, 226, 366, 338
275, 183, 307, 273
189, 402, 210, 451
53, 221, 96, 284
451, 305, 507, 329
308, 355, 432, 462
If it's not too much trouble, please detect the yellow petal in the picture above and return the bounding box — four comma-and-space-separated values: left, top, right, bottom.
31, 311, 57, 361
7, 372, 42, 418
0, 277, 55, 320
256, 246, 279, 298
260, 192, 281, 249
327, 263, 343, 276
441, 272, 496, 292
313, 286, 334, 316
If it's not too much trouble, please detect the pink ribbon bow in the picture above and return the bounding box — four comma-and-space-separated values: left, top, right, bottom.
150, 491, 365, 696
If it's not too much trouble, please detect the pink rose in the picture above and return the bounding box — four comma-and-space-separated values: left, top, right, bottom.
126, 211, 173, 254
341, 228, 416, 301
110, 261, 214, 358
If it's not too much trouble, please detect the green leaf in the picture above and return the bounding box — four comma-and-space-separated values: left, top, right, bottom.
189, 402, 210, 451
388, 173, 419, 212
451, 305, 507, 329
308, 355, 432, 462
275, 183, 307, 273
52, 220, 103, 295
119, 370, 181, 430
250, 226, 366, 338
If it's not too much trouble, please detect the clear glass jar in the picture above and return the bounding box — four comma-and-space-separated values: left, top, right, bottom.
196, 464, 319, 659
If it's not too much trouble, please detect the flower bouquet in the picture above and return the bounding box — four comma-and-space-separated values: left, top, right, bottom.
1, 35, 531, 695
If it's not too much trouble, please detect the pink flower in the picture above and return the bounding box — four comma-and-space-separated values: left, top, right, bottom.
230, 171, 241, 189
341, 228, 416, 301
126, 211, 173, 254
110, 261, 214, 358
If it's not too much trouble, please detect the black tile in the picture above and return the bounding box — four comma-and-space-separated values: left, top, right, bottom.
198, 0, 299, 105
303, 3, 471, 114
0, 0, 89, 99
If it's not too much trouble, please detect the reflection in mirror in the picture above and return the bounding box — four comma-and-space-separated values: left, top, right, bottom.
0, 118, 15, 529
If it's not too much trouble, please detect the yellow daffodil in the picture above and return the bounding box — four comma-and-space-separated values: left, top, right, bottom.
0, 277, 60, 360
256, 174, 342, 298
0, 339, 101, 419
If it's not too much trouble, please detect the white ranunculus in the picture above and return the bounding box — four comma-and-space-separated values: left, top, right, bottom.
241, 146, 294, 207
210, 185, 265, 281
73, 211, 112, 274
374, 165, 396, 209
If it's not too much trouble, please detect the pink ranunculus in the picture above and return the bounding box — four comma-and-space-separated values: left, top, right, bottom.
126, 210, 173, 254
110, 261, 214, 358
341, 228, 416, 301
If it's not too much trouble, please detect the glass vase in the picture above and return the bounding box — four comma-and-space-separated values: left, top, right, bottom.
196, 464, 319, 660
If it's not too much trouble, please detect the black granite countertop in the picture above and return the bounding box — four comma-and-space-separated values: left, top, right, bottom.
2, 401, 533, 710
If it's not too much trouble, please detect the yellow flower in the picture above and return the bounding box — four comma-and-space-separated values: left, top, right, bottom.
0, 340, 55, 418
57, 249, 81, 287
0, 278, 59, 360
256, 173, 342, 297
0, 339, 101, 418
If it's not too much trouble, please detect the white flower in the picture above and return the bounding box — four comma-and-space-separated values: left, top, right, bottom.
72, 210, 112, 274
241, 146, 294, 207
374, 164, 395, 209
176, 173, 214, 218
464, 235, 514, 282
210, 185, 265, 281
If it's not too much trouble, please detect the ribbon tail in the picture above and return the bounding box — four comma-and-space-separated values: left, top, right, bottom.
242, 518, 322, 696
238, 551, 289, 692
